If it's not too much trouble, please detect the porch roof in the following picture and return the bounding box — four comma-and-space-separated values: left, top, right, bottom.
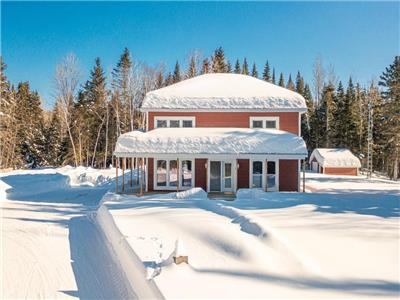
114, 128, 308, 159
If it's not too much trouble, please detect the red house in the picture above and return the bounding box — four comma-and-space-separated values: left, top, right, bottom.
114, 73, 308, 193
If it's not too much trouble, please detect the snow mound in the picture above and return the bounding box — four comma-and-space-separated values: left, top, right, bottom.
58, 166, 115, 187
141, 73, 307, 112
176, 188, 207, 200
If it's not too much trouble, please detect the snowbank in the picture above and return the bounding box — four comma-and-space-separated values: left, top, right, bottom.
176, 187, 207, 200
141, 73, 307, 111
58, 166, 115, 187
114, 128, 308, 157
93, 205, 164, 299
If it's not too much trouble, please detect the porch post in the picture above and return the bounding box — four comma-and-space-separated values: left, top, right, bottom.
115, 156, 119, 193
136, 157, 139, 185
303, 159, 306, 192
176, 158, 180, 193
139, 157, 144, 195
122, 157, 125, 193
130, 157, 133, 189
265, 159, 268, 192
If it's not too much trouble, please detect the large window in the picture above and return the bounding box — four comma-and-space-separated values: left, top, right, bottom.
250, 117, 279, 129
267, 161, 276, 189
155, 117, 195, 128
155, 159, 194, 189
252, 161, 263, 188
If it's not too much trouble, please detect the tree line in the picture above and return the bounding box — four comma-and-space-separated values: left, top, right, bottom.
0, 48, 398, 179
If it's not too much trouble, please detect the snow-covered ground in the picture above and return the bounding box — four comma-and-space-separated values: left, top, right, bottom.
2, 168, 399, 299
0, 166, 141, 299
103, 172, 399, 299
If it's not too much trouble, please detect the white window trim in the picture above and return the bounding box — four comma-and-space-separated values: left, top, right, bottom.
153, 158, 195, 190
249, 116, 280, 129
154, 116, 196, 128
249, 159, 279, 191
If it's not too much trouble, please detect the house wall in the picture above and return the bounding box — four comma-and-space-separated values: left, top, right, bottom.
195, 159, 208, 191
324, 167, 358, 176
279, 160, 299, 191
148, 111, 300, 135
237, 159, 250, 189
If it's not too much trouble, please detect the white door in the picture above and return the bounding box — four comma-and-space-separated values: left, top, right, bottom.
222, 162, 234, 192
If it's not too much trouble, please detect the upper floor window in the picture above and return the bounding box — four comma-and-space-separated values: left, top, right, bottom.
249, 117, 279, 129
155, 116, 195, 128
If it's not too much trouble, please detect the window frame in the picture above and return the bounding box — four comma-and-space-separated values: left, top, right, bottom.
249, 159, 279, 191
154, 116, 196, 128
249, 116, 280, 129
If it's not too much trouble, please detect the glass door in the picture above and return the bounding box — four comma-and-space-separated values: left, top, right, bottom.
223, 162, 233, 192
210, 161, 221, 192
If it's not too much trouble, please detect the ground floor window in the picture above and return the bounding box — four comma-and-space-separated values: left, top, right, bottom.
252, 161, 263, 188
155, 158, 194, 189
267, 161, 276, 189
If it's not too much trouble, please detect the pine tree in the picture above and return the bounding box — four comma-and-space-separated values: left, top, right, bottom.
201, 58, 210, 74
278, 73, 285, 87
251, 63, 258, 78
319, 83, 335, 147
187, 56, 197, 78
173, 61, 181, 83
165, 72, 174, 85
378, 56, 400, 179
242, 58, 249, 75
286, 74, 295, 90
301, 84, 314, 151
332, 81, 346, 146
262, 61, 271, 82
295, 71, 305, 95
272, 68, 276, 84
226, 61, 232, 73
156, 70, 164, 88
211, 47, 227, 73
45, 103, 66, 166
234, 59, 241, 74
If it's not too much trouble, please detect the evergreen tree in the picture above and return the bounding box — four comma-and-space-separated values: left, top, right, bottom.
295, 71, 305, 95
272, 68, 276, 84
165, 72, 174, 85
44, 103, 66, 166
201, 58, 210, 74
278, 73, 285, 87
187, 56, 197, 78
378, 56, 400, 179
226, 61, 232, 73
173, 61, 181, 83
286, 74, 295, 90
319, 83, 336, 147
242, 58, 249, 75
251, 63, 258, 78
211, 47, 227, 73
234, 59, 241, 74
156, 70, 164, 88
301, 84, 314, 151
262, 61, 271, 82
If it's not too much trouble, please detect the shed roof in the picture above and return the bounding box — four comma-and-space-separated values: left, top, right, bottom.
141, 73, 307, 112
309, 148, 361, 168
114, 128, 307, 158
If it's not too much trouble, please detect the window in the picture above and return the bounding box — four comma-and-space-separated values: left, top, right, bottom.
169, 160, 178, 186
154, 117, 195, 128
155, 158, 194, 189
181, 160, 193, 187
267, 161, 276, 189
156, 120, 167, 128
252, 161, 263, 188
252, 120, 263, 128
156, 160, 167, 186
249, 117, 279, 129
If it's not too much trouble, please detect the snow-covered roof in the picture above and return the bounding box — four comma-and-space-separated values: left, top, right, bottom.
309, 148, 361, 168
114, 128, 307, 158
141, 73, 307, 112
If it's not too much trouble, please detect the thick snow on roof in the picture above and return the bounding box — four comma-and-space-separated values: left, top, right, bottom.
114, 128, 307, 157
141, 73, 307, 112
310, 148, 361, 168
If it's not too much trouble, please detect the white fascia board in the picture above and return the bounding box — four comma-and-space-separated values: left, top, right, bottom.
140, 108, 307, 113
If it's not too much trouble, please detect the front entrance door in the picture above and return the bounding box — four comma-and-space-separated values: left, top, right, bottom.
209, 161, 234, 192
210, 161, 221, 192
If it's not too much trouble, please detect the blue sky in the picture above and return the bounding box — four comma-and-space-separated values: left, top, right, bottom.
2, 1, 399, 110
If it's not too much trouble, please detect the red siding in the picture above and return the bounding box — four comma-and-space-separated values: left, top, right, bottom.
324, 167, 358, 176
148, 111, 299, 135
147, 158, 154, 191
279, 160, 299, 191
237, 159, 250, 189
195, 159, 208, 191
